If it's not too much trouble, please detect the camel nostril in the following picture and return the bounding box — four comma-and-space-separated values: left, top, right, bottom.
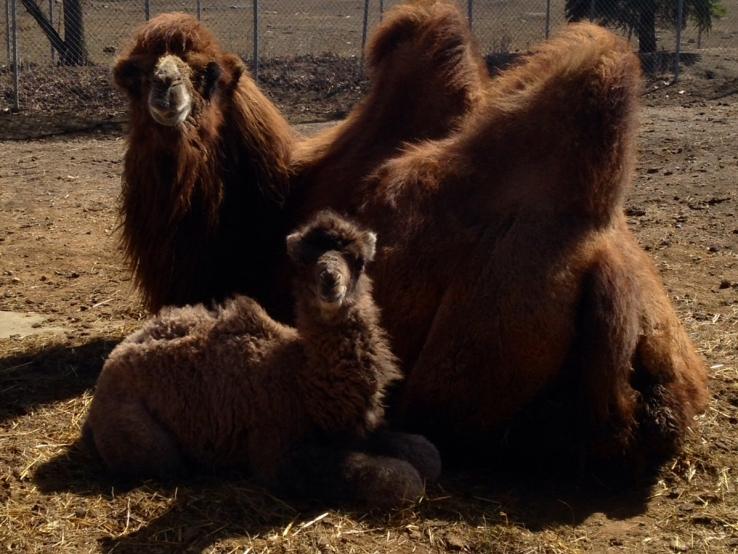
150, 96, 169, 112
148, 84, 191, 126
319, 271, 344, 300
320, 270, 339, 287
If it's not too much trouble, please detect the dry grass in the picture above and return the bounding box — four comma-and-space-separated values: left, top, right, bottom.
1, 206, 737, 554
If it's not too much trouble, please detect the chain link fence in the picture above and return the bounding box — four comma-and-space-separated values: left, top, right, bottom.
1, 0, 736, 129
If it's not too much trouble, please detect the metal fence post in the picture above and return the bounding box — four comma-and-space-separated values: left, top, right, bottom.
196, 0, 201, 20
4, 0, 10, 66
48, 0, 55, 63
145, 0, 150, 21
10, 0, 18, 111
379, 0, 384, 22
467, 0, 473, 29
545, 0, 550, 39
674, 0, 684, 81
252, 0, 258, 80
360, 0, 369, 73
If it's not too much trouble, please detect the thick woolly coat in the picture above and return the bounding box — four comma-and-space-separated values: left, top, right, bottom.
290, 20, 708, 466
87, 285, 399, 478
115, 13, 295, 313
114, 1, 708, 470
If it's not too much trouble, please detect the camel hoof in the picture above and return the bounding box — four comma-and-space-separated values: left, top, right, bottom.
353, 456, 425, 508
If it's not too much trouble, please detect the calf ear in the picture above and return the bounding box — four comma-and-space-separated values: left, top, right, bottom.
363, 232, 377, 262
113, 57, 143, 98
286, 232, 303, 263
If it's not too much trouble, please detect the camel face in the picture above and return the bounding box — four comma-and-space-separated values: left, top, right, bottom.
113, 13, 244, 130
314, 251, 351, 310
115, 52, 225, 128
148, 55, 193, 126
286, 211, 377, 318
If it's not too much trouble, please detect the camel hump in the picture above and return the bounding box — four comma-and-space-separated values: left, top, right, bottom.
366, 0, 478, 79
539, 22, 642, 142
476, 23, 642, 219
557, 24, 642, 218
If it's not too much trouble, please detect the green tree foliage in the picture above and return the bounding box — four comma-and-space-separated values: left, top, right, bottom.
565, 0, 725, 52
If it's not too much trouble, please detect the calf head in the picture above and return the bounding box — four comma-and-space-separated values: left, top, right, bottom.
287, 211, 377, 317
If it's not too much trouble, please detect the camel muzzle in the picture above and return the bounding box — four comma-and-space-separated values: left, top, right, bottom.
317, 265, 347, 306
148, 55, 192, 126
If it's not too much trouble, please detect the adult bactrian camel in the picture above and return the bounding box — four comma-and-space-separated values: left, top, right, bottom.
290, 20, 708, 470
114, 2, 707, 472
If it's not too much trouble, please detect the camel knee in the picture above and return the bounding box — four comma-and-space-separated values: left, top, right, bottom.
87, 400, 183, 479
366, 430, 442, 482
629, 339, 708, 465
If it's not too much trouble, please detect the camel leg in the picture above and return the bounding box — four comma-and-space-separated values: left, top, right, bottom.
394, 230, 579, 458
569, 251, 642, 466
86, 398, 184, 480
624, 246, 708, 463
572, 245, 708, 472
274, 444, 425, 508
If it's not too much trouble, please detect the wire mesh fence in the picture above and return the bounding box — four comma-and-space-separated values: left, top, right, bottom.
0, 0, 736, 123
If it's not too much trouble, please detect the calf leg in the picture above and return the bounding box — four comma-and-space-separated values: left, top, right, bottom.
274, 444, 425, 508
86, 398, 184, 480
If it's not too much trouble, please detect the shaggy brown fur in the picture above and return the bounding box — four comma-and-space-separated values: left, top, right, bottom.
289, 23, 708, 470
85, 212, 440, 507
113, 2, 707, 473
114, 12, 295, 312
292, 0, 488, 212
116, 3, 486, 317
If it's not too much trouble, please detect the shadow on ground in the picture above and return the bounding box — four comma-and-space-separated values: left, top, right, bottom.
35, 438, 332, 552
32, 434, 654, 552
13, 332, 651, 551
0, 337, 118, 424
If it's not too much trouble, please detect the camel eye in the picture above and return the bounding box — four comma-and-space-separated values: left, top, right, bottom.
202, 62, 221, 99
352, 255, 365, 273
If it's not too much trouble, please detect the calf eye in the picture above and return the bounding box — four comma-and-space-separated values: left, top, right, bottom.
353, 256, 366, 273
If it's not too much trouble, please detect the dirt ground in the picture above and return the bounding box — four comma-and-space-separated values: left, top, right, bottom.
1, 61, 738, 552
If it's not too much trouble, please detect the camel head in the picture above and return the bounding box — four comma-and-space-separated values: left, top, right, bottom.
287, 211, 377, 317
113, 13, 245, 129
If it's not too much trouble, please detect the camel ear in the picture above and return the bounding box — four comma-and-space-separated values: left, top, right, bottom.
113, 57, 142, 97
221, 53, 246, 86
363, 232, 377, 262
286, 232, 303, 263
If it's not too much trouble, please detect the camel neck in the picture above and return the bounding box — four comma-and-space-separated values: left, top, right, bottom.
295, 296, 394, 436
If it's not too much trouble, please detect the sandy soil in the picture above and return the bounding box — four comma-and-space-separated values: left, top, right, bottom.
0, 95, 737, 551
